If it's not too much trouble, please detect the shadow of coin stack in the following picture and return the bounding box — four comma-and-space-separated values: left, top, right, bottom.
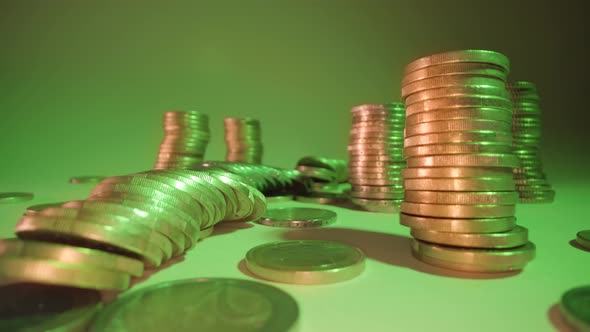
154, 110, 210, 170
507, 81, 555, 203
399, 50, 536, 273
347, 103, 406, 213
224, 117, 263, 164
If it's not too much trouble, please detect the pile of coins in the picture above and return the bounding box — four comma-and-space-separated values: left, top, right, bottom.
224, 117, 263, 163
294, 156, 350, 205
400, 50, 535, 272
2, 169, 266, 291
508, 81, 555, 203
347, 103, 406, 213
154, 110, 211, 169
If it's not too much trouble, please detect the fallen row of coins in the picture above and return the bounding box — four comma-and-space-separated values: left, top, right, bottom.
2, 169, 267, 291
293, 156, 351, 205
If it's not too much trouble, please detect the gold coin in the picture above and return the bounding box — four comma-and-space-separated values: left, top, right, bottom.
401, 202, 515, 218
400, 213, 516, 233
410, 239, 535, 273
403, 50, 510, 75
404, 119, 511, 137
403, 178, 515, 191
403, 85, 510, 104
404, 131, 512, 147
406, 154, 519, 168
402, 166, 512, 179
0, 192, 34, 204
410, 226, 528, 249
404, 190, 519, 205
350, 198, 402, 213
404, 107, 512, 126
403, 143, 512, 157
405, 95, 512, 116
402, 76, 506, 98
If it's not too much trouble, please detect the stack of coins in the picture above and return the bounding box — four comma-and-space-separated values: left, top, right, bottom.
224, 117, 263, 163
3, 169, 266, 293
507, 81, 555, 203
347, 103, 406, 213
400, 50, 535, 273
154, 110, 210, 169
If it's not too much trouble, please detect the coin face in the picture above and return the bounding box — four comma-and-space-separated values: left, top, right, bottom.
400, 213, 516, 234
410, 226, 528, 249
245, 240, 365, 284
0, 283, 102, 332
257, 207, 336, 228
89, 278, 299, 332
560, 285, 590, 331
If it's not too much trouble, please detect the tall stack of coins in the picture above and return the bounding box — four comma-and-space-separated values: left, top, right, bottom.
400, 50, 535, 273
154, 111, 211, 169
224, 117, 263, 163
347, 103, 406, 213
507, 81, 555, 203
3, 168, 266, 293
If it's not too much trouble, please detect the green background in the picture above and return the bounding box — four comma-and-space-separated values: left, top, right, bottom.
1, 0, 588, 187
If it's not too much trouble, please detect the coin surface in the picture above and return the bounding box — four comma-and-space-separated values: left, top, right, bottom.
400, 213, 516, 233
401, 202, 515, 218
245, 240, 365, 284
576, 230, 590, 250
403, 50, 510, 75
0, 283, 102, 332
406, 154, 520, 168
411, 239, 535, 273
410, 226, 528, 249
0, 192, 34, 204
257, 207, 336, 228
404, 178, 515, 191
559, 285, 590, 332
89, 278, 299, 332
69, 176, 106, 184
404, 191, 519, 205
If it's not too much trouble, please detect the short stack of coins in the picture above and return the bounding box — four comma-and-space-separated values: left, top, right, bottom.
347, 103, 406, 213
2, 168, 267, 293
507, 81, 555, 203
400, 50, 535, 273
154, 110, 211, 169
294, 156, 350, 205
224, 117, 263, 163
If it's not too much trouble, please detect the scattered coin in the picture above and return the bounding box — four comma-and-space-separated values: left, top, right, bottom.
89, 278, 299, 332
245, 240, 365, 284
0, 192, 34, 204
69, 176, 106, 184
559, 285, 590, 332
257, 207, 336, 228
576, 230, 590, 250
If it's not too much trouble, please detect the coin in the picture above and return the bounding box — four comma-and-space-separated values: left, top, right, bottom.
411, 226, 528, 249
411, 239, 535, 273
402, 166, 513, 179
405, 119, 511, 137
0, 238, 144, 277
402, 63, 508, 86
403, 178, 515, 191
257, 207, 336, 228
559, 285, 590, 332
89, 278, 299, 332
245, 240, 364, 284
403, 85, 510, 105
404, 107, 512, 125
224, 117, 263, 164
199, 226, 215, 241
403, 50, 510, 75
404, 131, 512, 147
25, 202, 67, 215
0, 256, 130, 290
404, 191, 519, 205
401, 202, 515, 218
403, 142, 512, 157
400, 213, 516, 233
69, 176, 106, 184
0, 192, 34, 204
576, 230, 590, 250
295, 194, 348, 205
402, 76, 506, 99
405, 95, 512, 116
0, 283, 102, 332
406, 154, 519, 168
266, 195, 293, 203
350, 198, 402, 213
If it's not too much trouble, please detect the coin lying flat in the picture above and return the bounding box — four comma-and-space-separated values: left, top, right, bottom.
400, 213, 516, 234
401, 202, 515, 218
350, 198, 402, 213
403, 50, 510, 75
0, 283, 102, 332
0, 192, 34, 204
403, 178, 515, 191
257, 207, 336, 228
245, 240, 365, 284
576, 230, 590, 250
410, 226, 528, 249
559, 285, 590, 332
89, 278, 299, 332
411, 239, 535, 273
404, 191, 519, 205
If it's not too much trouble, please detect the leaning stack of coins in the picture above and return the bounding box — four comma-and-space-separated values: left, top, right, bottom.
400, 50, 536, 273
347, 103, 406, 213
294, 156, 350, 205
3, 169, 266, 293
154, 110, 210, 169
224, 117, 263, 163
507, 81, 555, 203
